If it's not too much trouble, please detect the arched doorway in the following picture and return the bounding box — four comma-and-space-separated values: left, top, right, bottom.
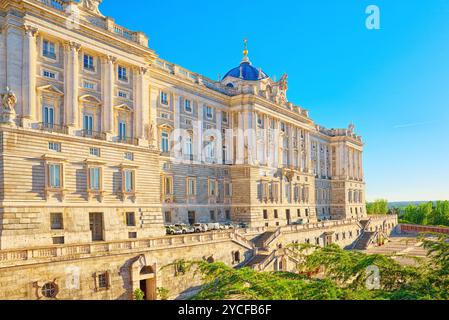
130, 255, 157, 300
139, 266, 156, 300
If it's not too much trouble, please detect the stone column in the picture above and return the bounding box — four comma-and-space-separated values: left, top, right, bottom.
196, 101, 203, 162
305, 131, 312, 174
288, 125, 294, 167
22, 25, 38, 126
64, 41, 80, 128
102, 55, 116, 135
173, 92, 181, 158
5, 25, 23, 117
236, 111, 244, 164
216, 109, 223, 164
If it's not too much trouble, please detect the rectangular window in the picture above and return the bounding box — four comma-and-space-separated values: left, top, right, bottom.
126, 212, 136, 227
225, 210, 231, 220
274, 210, 279, 219
83, 81, 95, 90
118, 65, 128, 81
161, 92, 168, 105
83, 114, 93, 135
118, 121, 127, 140
50, 212, 63, 230
161, 131, 169, 153
164, 211, 172, 223
83, 54, 95, 71
224, 182, 232, 197
90, 147, 100, 157
124, 170, 134, 193
184, 99, 192, 112
164, 176, 172, 195
98, 273, 109, 289
128, 232, 137, 239
118, 91, 128, 99
43, 40, 56, 59
48, 164, 61, 189
52, 236, 65, 245
209, 180, 216, 196
43, 105, 54, 128
222, 111, 228, 123
263, 210, 268, 220
205, 106, 213, 119
187, 178, 196, 196
43, 70, 56, 79
48, 142, 61, 152
210, 210, 216, 221
124, 152, 134, 161
89, 167, 101, 191
185, 136, 193, 157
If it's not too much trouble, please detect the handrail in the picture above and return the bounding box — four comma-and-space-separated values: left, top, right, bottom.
259, 250, 277, 271
0, 230, 236, 268
262, 227, 282, 249
230, 231, 255, 250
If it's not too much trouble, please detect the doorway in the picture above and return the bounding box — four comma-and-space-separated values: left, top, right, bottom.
188, 211, 196, 225
89, 212, 104, 241
139, 266, 156, 300
286, 209, 291, 225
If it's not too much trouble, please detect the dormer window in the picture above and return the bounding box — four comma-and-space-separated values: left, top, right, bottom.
118, 66, 128, 81
43, 40, 56, 59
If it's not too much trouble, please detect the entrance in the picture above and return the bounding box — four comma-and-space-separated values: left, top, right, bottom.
89, 212, 104, 241
139, 266, 156, 300
324, 233, 333, 247
188, 211, 196, 225
286, 209, 291, 225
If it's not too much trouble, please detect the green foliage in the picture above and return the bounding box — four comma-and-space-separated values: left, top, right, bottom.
366, 199, 389, 215
157, 287, 170, 300
134, 288, 145, 301
401, 201, 449, 227
187, 235, 449, 300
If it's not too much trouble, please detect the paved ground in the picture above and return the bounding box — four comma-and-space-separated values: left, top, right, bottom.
363, 235, 429, 266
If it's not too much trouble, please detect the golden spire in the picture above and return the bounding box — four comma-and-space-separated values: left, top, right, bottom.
242, 38, 250, 63
243, 38, 248, 57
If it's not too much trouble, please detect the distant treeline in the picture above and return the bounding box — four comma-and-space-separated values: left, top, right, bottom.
367, 199, 449, 227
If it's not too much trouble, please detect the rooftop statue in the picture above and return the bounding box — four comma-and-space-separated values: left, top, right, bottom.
79, 0, 103, 16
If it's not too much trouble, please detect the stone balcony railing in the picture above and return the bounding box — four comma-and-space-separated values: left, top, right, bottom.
36, 0, 149, 47
0, 230, 253, 269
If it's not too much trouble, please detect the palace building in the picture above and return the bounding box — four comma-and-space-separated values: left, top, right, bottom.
0, 0, 397, 300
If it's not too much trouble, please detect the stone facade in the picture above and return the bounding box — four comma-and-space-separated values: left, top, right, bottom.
0, 0, 398, 300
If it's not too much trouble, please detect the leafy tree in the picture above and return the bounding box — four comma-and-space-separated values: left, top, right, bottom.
367, 199, 389, 215
185, 234, 449, 300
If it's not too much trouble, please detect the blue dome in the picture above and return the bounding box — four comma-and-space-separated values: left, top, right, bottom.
223, 62, 268, 81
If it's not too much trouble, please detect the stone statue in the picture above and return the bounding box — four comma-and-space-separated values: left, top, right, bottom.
79, 0, 103, 16
279, 73, 288, 91
2, 87, 17, 110
0, 87, 17, 124
348, 123, 355, 135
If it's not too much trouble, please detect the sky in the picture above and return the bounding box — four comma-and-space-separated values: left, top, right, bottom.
99, 0, 449, 202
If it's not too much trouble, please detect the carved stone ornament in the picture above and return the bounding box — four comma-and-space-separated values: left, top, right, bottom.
0, 87, 17, 124
79, 0, 103, 16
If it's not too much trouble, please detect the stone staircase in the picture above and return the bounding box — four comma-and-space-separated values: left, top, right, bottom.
253, 231, 276, 249
352, 231, 377, 250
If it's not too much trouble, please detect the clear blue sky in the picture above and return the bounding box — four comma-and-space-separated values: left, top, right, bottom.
100, 0, 449, 202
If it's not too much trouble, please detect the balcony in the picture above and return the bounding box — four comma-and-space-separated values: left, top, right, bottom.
116, 136, 138, 146
81, 130, 106, 141
37, 123, 68, 134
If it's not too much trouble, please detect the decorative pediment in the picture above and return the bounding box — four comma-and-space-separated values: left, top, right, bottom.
37, 85, 64, 96
79, 94, 102, 106
114, 104, 133, 112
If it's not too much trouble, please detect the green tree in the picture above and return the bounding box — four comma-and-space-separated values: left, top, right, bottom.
366, 199, 389, 215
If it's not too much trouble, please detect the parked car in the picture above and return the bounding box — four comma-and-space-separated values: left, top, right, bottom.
237, 222, 249, 229
165, 225, 183, 235
174, 224, 195, 234
220, 222, 236, 230
193, 223, 208, 233
292, 220, 304, 226
207, 222, 221, 231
